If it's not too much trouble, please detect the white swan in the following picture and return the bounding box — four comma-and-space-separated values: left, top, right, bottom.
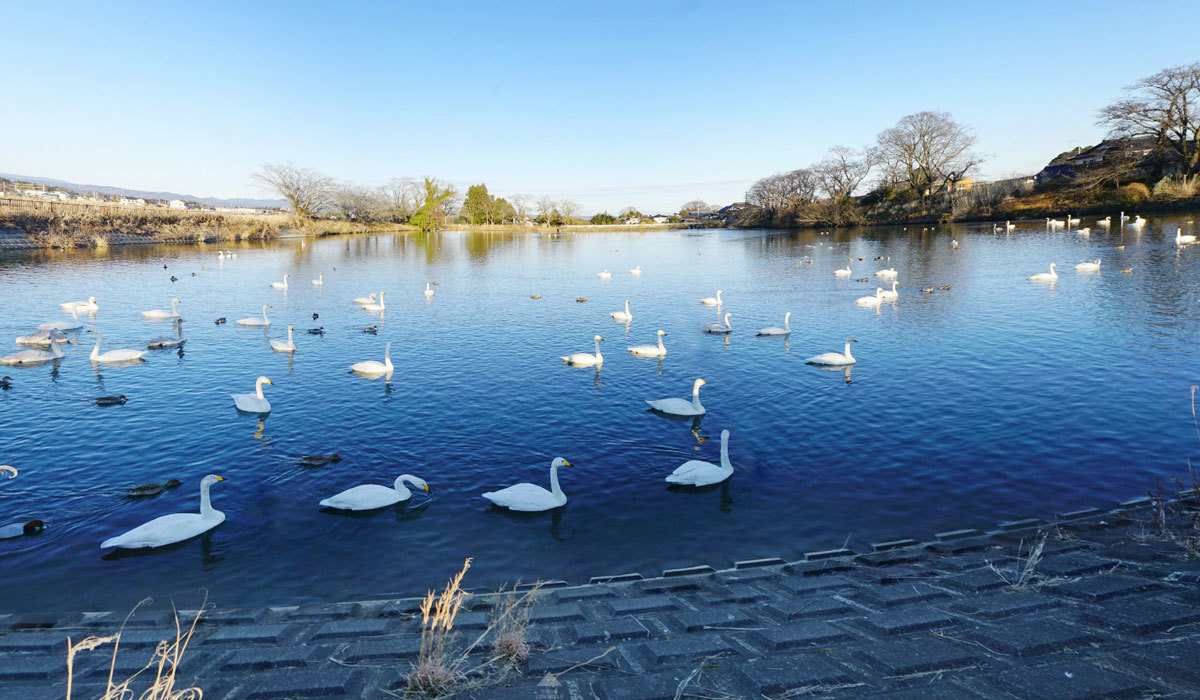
147, 319, 185, 349
1005, 221, 1015, 231
101, 475, 225, 549
874, 268, 897, 278
352, 293, 376, 305
424, 283, 435, 298
834, 266, 852, 277
1120, 211, 1129, 221
1047, 218, 1065, 228
142, 298, 181, 319
1074, 260, 1101, 272
562, 335, 603, 366
628, 266, 642, 275
320, 474, 430, 511
1077, 227, 1091, 236
270, 274, 290, 289
1028, 263, 1058, 282
482, 458, 570, 511
90, 333, 147, 363
1175, 228, 1197, 245
879, 281, 899, 301
805, 338, 856, 366
757, 312, 791, 336
1067, 215, 1081, 225
1131, 216, 1146, 227
703, 312, 732, 334
1097, 216, 1111, 227
60, 296, 98, 313
350, 341, 393, 375
312, 274, 323, 286
700, 289, 724, 306
270, 326, 296, 353
232, 376, 272, 412
610, 300, 632, 322
628, 329, 667, 357
362, 291, 386, 312
2, 332, 64, 365
236, 305, 271, 327
16, 329, 72, 346
597, 270, 612, 280
666, 429, 733, 486
952, 239, 960, 249
38, 318, 83, 332
647, 378, 706, 416
856, 288, 884, 307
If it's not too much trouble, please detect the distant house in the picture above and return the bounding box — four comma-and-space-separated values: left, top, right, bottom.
651, 215, 669, 224
718, 203, 752, 222
1036, 136, 1174, 183
623, 216, 641, 225
169, 199, 186, 210
120, 197, 146, 206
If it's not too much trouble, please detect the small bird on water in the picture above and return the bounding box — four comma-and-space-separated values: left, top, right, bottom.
96, 395, 127, 406
312, 313, 319, 320
214, 318, 226, 325
0, 376, 11, 390
308, 327, 325, 335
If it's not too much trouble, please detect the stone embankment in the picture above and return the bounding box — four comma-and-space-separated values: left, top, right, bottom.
2, 494, 1198, 699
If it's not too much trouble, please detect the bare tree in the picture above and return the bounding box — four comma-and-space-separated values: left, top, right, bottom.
746, 169, 819, 212
558, 199, 580, 223
252, 163, 332, 218
329, 184, 382, 221
1098, 62, 1200, 177
379, 177, 424, 221
875, 112, 982, 208
536, 196, 557, 223
814, 146, 877, 199
509, 194, 532, 221
680, 200, 711, 214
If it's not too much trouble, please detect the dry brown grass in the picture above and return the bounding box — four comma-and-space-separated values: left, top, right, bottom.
407, 558, 473, 695
489, 584, 540, 669
65, 597, 204, 700
987, 533, 1047, 590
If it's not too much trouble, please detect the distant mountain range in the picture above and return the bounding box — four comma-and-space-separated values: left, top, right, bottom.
0, 172, 288, 209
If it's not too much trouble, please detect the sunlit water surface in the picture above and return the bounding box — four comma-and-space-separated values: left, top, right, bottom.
2, 219, 1199, 612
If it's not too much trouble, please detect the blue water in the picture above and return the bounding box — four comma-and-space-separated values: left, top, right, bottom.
2, 219, 1198, 613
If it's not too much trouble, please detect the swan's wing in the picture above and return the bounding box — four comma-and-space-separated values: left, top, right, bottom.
101, 512, 221, 548
666, 460, 725, 485
646, 398, 695, 413
320, 484, 400, 510
804, 353, 848, 365
482, 483, 557, 511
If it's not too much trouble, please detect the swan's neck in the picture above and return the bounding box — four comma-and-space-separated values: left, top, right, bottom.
720, 434, 731, 470
716, 291, 722, 303
891, 281, 897, 292
51, 338, 63, 358
255, 379, 266, 400
843, 341, 854, 362
549, 464, 563, 499
262, 306, 269, 322
657, 334, 665, 352
200, 481, 216, 518
624, 300, 630, 314
692, 383, 704, 410
176, 321, 184, 340
287, 327, 293, 343
724, 314, 731, 329
91, 336, 101, 359
594, 338, 602, 357
171, 299, 177, 314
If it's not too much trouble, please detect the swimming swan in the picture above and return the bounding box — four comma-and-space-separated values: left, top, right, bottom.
361, 292, 386, 312
704, 312, 732, 334
1097, 216, 1111, 227
1074, 260, 1101, 272
142, 298, 181, 319
647, 378, 706, 416
270, 274, 289, 289
352, 293, 376, 305
597, 270, 612, 280
1028, 263, 1058, 282
482, 457, 571, 511
856, 288, 884, 307
320, 474, 430, 511
2, 332, 64, 365
879, 281, 899, 301
270, 326, 296, 353
90, 333, 147, 363
805, 338, 856, 366
700, 290, 724, 306
312, 274, 323, 286
834, 266, 852, 277
1176, 228, 1197, 245
562, 335, 603, 366
147, 319, 185, 348
101, 475, 225, 549
61, 296, 98, 313
232, 376, 273, 412
350, 341, 393, 375
666, 429, 733, 486
38, 319, 84, 332
610, 300, 632, 322
757, 312, 791, 336
16, 329, 72, 346
629, 329, 667, 357
628, 266, 642, 275
874, 268, 897, 278
236, 305, 272, 327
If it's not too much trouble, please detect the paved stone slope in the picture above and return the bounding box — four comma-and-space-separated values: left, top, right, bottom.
2, 499, 1199, 699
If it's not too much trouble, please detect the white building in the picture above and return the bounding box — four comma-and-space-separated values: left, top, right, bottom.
169, 199, 186, 210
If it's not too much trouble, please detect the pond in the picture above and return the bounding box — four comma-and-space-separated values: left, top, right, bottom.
2, 217, 1198, 613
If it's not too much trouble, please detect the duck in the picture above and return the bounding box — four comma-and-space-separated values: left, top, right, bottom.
576, 297, 588, 303
756, 312, 791, 336
1175, 228, 1197, 245
308, 327, 325, 335
1027, 263, 1058, 282
320, 474, 430, 511
2, 333, 65, 365
125, 479, 182, 498
60, 296, 99, 313
350, 342, 393, 376
424, 283, 435, 298
856, 288, 884, 307
312, 274, 323, 286
834, 266, 852, 277
628, 329, 667, 357
1074, 260, 1101, 272
530, 295, 542, 299
855, 277, 869, 282
0, 520, 44, 539
1120, 267, 1133, 274
270, 326, 296, 353
236, 305, 272, 327
232, 376, 273, 413
666, 429, 733, 487
312, 312, 319, 321
101, 475, 225, 549
939, 284, 951, 290
299, 453, 342, 467
15, 329, 73, 346
0, 376, 11, 390
874, 268, 897, 278
647, 378, 706, 416
147, 319, 185, 349
703, 312, 732, 334
361, 292, 386, 312
363, 326, 377, 335
700, 289, 724, 306
96, 395, 127, 406
270, 274, 290, 289
610, 300, 633, 322
805, 338, 856, 366
562, 335, 604, 367
921, 287, 935, 293
597, 270, 612, 280
352, 293, 376, 305
482, 458, 570, 512
90, 333, 147, 363
214, 318, 226, 325
628, 266, 642, 275
142, 298, 181, 319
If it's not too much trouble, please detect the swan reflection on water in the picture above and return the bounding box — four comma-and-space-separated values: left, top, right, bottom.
487, 505, 575, 542
666, 478, 734, 515
814, 364, 853, 384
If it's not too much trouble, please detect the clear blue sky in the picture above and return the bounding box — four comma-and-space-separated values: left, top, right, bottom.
3, 1, 1198, 214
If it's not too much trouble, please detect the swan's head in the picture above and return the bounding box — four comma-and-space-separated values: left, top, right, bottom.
720, 429, 730, 442
284, 274, 289, 280
257, 376, 272, 386
694, 378, 707, 389
287, 325, 293, 330
724, 312, 731, 320
657, 330, 667, 336
1049, 263, 1056, 269
784, 312, 791, 320
172, 298, 181, 304
88, 296, 96, 303
717, 289, 724, 294
23, 520, 44, 535
593, 335, 603, 341
201, 475, 225, 488
551, 457, 571, 468
264, 304, 273, 310
847, 337, 858, 343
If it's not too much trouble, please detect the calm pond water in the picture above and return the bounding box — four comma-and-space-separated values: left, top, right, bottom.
2, 218, 1199, 613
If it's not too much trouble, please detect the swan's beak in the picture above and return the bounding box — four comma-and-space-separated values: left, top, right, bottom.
215, 476, 225, 481
423, 485, 431, 493
563, 460, 572, 466
265, 379, 273, 385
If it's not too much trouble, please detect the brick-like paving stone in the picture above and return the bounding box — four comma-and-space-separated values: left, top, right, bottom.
7, 507, 1200, 699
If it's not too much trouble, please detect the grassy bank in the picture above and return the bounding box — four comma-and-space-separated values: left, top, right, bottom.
447, 222, 691, 233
